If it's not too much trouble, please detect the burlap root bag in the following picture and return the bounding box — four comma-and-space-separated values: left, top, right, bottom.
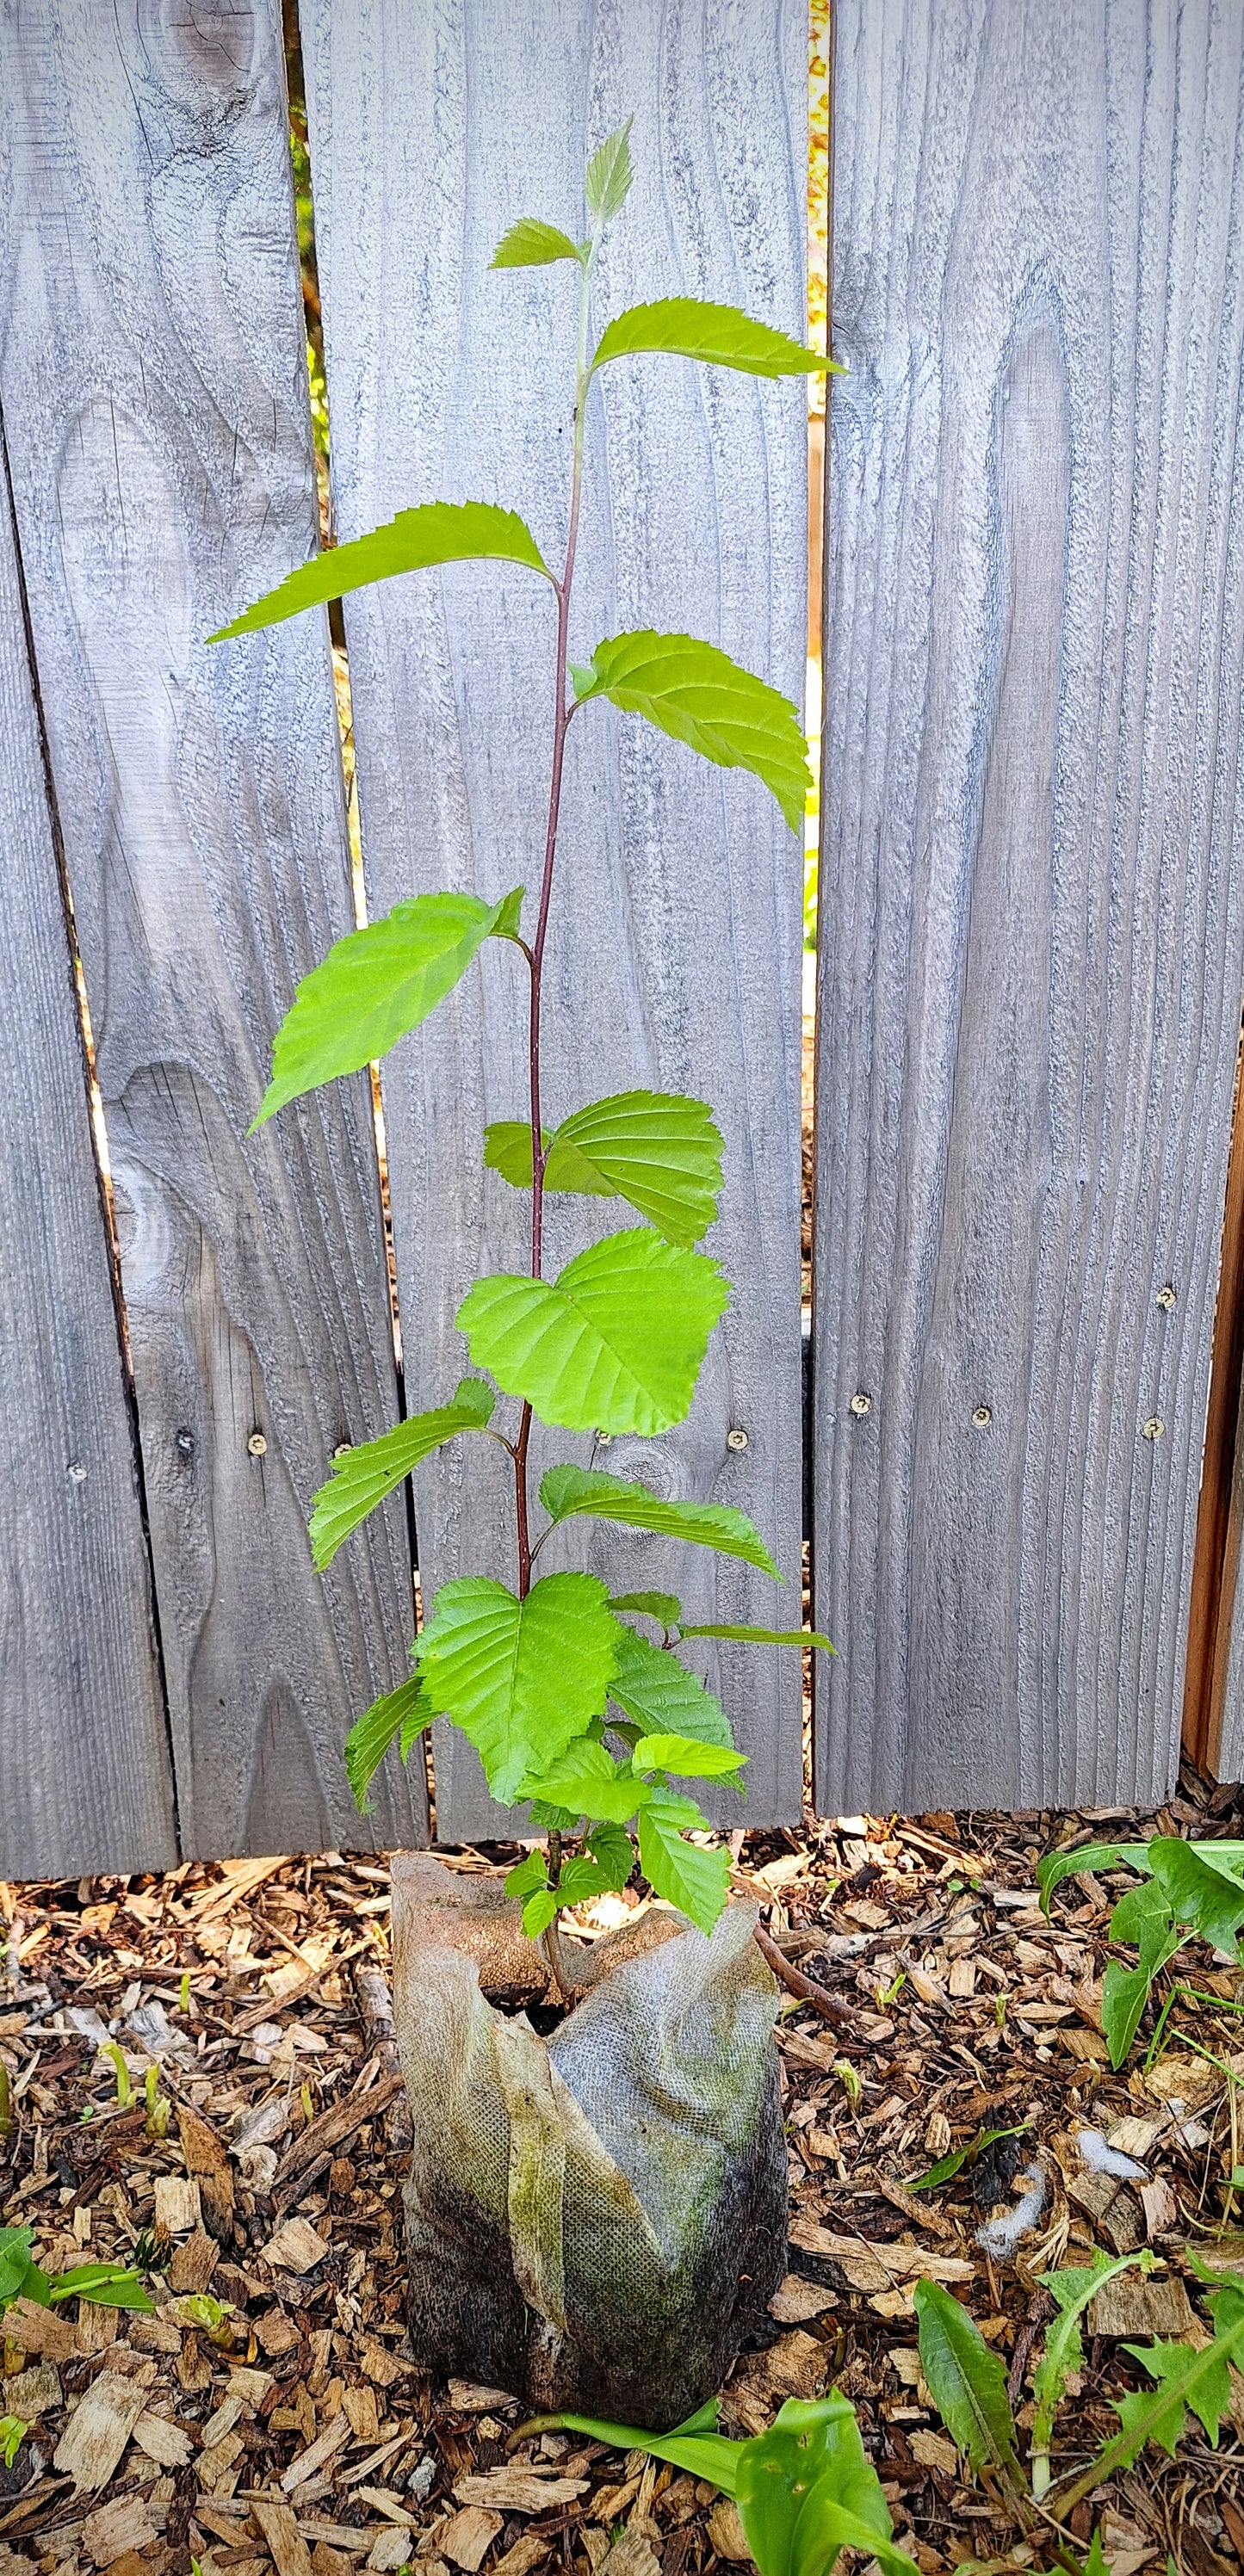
390, 1853, 787, 2427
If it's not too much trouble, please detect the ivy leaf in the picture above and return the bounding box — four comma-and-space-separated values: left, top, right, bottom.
458, 1230, 727, 1436
637, 1799, 728, 1935
492, 218, 584, 269
520, 1738, 647, 1825
255, 887, 523, 1124
611, 1591, 683, 1625
585, 120, 634, 226
344, 1676, 432, 1812
913, 2279, 1018, 2475
574, 631, 809, 831
486, 1090, 724, 1245
416, 1572, 617, 1800
609, 1628, 733, 1748
633, 1732, 746, 1785
592, 297, 837, 380
310, 1381, 495, 1567
208, 500, 553, 639
678, 1621, 835, 1650
540, 1465, 779, 1576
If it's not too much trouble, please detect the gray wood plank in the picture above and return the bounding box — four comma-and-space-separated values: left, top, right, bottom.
0, 0, 424, 1860
813, 0, 1244, 1811
302, 0, 810, 1836
0, 456, 177, 1881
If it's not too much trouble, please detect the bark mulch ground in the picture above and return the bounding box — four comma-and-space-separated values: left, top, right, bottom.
2, 1766, 1242, 2576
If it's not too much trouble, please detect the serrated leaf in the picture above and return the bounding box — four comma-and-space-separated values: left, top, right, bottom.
575, 631, 809, 831
678, 1621, 835, 1650
611, 1591, 683, 1625
609, 1628, 733, 1747
416, 1572, 617, 1800
633, 1732, 746, 1784
540, 1464, 779, 1575
486, 1090, 723, 1244
1030, 2254, 1146, 2498
344, 1675, 431, 1812
310, 1381, 495, 1567
585, 119, 634, 226
492, 218, 584, 269
209, 500, 552, 639
585, 1821, 634, 1890
913, 2280, 1018, 2474
637, 1801, 728, 1935
504, 1850, 548, 1901
458, 1230, 727, 1436
1111, 2338, 1232, 2460
255, 887, 523, 1123
520, 1739, 647, 1826
592, 297, 837, 380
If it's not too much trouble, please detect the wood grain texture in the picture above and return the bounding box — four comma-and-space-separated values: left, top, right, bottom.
814, 0, 1244, 1809
302, 0, 809, 1834
0, 459, 177, 1880
0, 0, 424, 1861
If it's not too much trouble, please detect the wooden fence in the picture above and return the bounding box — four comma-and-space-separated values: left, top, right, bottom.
2, 0, 1244, 1879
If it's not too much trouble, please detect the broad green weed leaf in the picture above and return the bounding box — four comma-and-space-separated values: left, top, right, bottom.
585, 120, 634, 226
913, 2279, 1018, 2474
519, 1739, 646, 1825
416, 1572, 617, 1799
734, 2395, 916, 2576
344, 1676, 431, 1812
678, 1621, 835, 1651
486, 1090, 724, 1244
575, 631, 809, 831
609, 1628, 733, 1747
1101, 1883, 1182, 2066
492, 219, 583, 268
593, 297, 838, 381
610, 1591, 683, 1625
51, 2263, 152, 2312
310, 1381, 495, 1566
0, 2418, 24, 2470
209, 501, 552, 639
540, 1464, 779, 1575
1147, 1837, 1244, 1952
634, 1733, 746, 1784
1037, 1840, 1151, 1911
637, 1799, 728, 1934
534, 2400, 740, 2495
256, 888, 523, 1123
0, 2230, 35, 2309
459, 1231, 727, 1436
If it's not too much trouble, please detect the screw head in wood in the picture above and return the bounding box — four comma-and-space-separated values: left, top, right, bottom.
727, 1427, 749, 1451
66, 1461, 87, 1483
595, 1430, 612, 1446
971, 1405, 993, 1429
1156, 1283, 1177, 1311
849, 1391, 871, 1418
176, 1430, 194, 1456
246, 1430, 268, 1457
1142, 1416, 1165, 1441
332, 1442, 351, 1459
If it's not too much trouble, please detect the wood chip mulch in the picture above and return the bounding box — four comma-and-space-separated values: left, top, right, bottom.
2, 1760, 1242, 2576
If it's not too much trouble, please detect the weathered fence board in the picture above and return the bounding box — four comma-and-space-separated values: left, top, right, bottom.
302, 0, 809, 1834
0, 0, 424, 1860
814, 0, 1244, 1808
0, 465, 177, 1881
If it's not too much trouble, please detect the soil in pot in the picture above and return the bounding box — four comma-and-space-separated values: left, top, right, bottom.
389, 1853, 788, 2429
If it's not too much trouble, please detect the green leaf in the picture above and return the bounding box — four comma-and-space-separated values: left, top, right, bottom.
585, 120, 634, 227
50, 2263, 153, 2312
1037, 1839, 1151, 1911
1147, 1838, 1244, 1953
486, 1090, 724, 1245
574, 631, 810, 831
735, 2395, 918, 2576
1030, 2254, 1149, 2498
1101, 1881, 1183, 2066
208, 500, 553, 639
678, 1622, 835, 1651
609, 1628, 733, 1747
530, 2400, 741, 2496
310, 1380, 495, 1567
344, 1676, 431, 1813
0, 2229, 35, 2310
416, 1572, 618, 1801
913, 2279, 1018, 2475
492, 218, 584, 269
504, 1849, 548, 1901
458, 1230, 727, 1436
634, 1733, 746, 1784
540, 1465, 780, 1576
905, 2122, 1027, 2195
255, 888, 523, 1124
637, 1800, 728, 1935
611, 1591, 683, 1625
519, 1739, 646, 1826
585, 1821, 634, 1890
1111, 2336, 1235, 2461
592, 297, 837, 381
0, 2416, 25, 2470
